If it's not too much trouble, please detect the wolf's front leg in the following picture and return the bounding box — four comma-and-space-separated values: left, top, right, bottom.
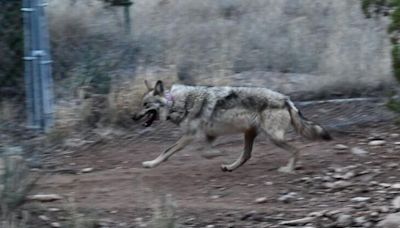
200, 135, 223, 159
221, 129, 257, 172
142, 135, 194, 168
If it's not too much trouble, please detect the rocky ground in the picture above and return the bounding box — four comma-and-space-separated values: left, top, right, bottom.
2, 99, 400, 227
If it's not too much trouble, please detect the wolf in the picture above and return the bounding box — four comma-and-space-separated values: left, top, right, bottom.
132, 80, 331, 173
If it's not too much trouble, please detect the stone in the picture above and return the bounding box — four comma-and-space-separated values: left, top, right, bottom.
279, 217, 315, 225
324, 181, 352, 190
308, 211, 326, 218
27, 194, 62, 202
368, 140, 386, 146
81, 167, 94, 173
390, 133, 399, 138
39, 215, 50, 221
50, 222, 61, 228
378, 213, 400, 228
48, 208, 61, 212
241, 211, 257, 221
334, 144, 349, 150
351, 197, 370, 203
391, 183, 400, 189
392, 196, 400, 209
354, 216, 366, 225
351, 147, 368, 156
337, 214, 352, 227
255, 197, 268, 204
278, 192, 297, 203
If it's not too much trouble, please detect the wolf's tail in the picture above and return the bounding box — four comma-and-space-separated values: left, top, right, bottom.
285, 99, 332, 140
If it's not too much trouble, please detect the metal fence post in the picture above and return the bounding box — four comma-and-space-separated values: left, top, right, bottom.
22, 0, 54, 132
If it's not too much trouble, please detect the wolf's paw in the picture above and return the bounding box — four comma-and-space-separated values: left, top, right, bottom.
142, 161, 156, 168
220, 165, 233, 172
278, 166, 295, 174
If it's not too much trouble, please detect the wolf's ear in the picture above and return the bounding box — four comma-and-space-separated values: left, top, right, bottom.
154, 80, 164, 95
144, 80, 152, 91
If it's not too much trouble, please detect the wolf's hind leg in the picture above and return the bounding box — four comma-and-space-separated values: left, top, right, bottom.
268, 132, 299, 174
142, 135, 194, 168
221, 128, 257, 172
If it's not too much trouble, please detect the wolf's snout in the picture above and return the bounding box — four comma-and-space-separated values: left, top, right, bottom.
132, 113, 141, 121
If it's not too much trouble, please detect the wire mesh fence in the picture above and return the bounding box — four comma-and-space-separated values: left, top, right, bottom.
297, 98, 397, 131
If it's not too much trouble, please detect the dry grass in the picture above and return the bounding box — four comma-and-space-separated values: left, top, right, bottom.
0, 153, 37, 228
149, 194, 178, 228
44, 0, 393, 128
48, 0, 392, 90
0, 100, 18, 125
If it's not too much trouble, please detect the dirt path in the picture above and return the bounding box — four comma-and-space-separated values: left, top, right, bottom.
28, 100, 400, 227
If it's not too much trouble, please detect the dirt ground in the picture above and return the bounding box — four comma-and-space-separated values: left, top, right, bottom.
28, 100, 400, 227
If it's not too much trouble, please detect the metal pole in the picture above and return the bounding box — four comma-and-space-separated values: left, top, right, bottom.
22, 0, 54, 132
38, 0, 54, 131
22, 0, 34, 128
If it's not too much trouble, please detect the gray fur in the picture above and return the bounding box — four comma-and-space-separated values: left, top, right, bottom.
134, 81, 331, 173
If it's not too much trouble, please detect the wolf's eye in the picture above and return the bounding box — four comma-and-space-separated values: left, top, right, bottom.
143, 102, 148, 107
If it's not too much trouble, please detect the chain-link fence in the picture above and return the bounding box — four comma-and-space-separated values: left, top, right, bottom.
297, 98, 397, 131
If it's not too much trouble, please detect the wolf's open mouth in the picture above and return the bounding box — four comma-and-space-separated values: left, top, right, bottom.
143, 109, 157, 127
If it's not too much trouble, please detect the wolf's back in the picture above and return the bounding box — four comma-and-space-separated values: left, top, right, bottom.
285, 99, 331, 140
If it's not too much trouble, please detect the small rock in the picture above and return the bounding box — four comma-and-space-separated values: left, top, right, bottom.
81, 167, 94, 173
334, 144, 349, 150
279, 217, 315, 225
27, 194, 62, 202
368, 140, 386, 146
206, 225, 215, 228
241, 210, 257, 220
255, 197, 268, 204
337, 214, 352, 227
379, 206, 390, 213
48, 208, 61, 212
380, 183, 391, 188
392, 196, 400, 209
50, 222, 61, 228
378, 212, 400, 228
278, 192, 297, 203
324, 180, 352, 190
390, 133, 399, 138
354, 216, 366, 225
387, 163, 399, 169
308, 211, 326, 218
333, 172, 355, 180
351, 197, 371, 203
351, 147, 368, 156
392, 183, 400, 189
39, 215, 50, 221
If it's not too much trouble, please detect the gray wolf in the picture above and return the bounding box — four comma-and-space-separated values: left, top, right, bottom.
132, 80, 331, 173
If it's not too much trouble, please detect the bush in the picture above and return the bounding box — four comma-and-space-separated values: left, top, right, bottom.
0, 1, 23, 99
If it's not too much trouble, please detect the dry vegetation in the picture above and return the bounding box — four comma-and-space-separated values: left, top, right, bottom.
44, 0, 394, 130
0, 1, 399, 227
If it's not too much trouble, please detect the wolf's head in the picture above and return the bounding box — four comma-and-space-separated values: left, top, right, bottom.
132, 80, 171, 127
